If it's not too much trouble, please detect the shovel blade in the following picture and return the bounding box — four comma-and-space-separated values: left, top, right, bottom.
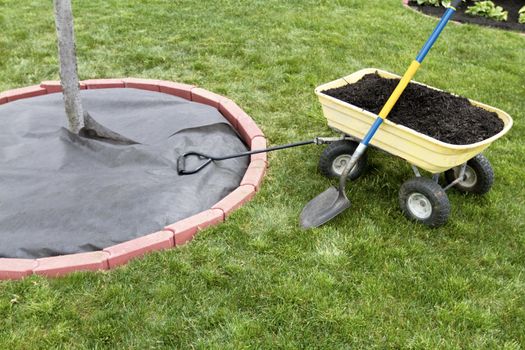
299, 186, 351, 229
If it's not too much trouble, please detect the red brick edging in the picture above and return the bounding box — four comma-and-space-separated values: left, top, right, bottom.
0, 78, 267, 279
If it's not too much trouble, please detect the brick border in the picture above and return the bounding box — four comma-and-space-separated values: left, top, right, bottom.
0, 78, 267, 279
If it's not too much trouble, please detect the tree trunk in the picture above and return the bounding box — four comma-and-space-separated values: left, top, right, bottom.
53, 0, 84, 133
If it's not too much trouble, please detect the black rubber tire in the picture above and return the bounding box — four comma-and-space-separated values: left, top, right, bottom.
444, 154, 494, 195
399, 177, 450, 228
318, 140, 367, 181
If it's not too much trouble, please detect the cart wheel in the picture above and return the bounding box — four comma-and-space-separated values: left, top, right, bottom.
444, 154, 494, 195
399, 177, 450, 228
318, 140, 367, 181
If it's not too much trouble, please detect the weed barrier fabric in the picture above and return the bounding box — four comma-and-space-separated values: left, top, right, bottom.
0, 88, 248, 259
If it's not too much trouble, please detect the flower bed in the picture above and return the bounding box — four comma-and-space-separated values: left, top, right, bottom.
406, 0, 525, 33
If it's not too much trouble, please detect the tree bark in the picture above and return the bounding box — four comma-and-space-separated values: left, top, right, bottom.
53, 0, 84, 133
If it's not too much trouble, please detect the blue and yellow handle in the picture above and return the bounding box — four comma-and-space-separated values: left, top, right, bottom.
360, 0, 461, 147
301, 0, 463, 228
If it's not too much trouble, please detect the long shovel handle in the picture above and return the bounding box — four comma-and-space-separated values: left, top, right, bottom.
299, 1, 462, 229
367, 0, 462, 135
337, 0, 462, 191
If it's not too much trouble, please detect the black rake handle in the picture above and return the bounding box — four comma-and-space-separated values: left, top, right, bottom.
177, 140, 315, 175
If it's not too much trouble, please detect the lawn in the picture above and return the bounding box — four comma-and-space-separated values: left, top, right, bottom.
1, 0, 524, 348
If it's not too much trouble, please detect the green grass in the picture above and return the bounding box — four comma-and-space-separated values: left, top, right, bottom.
1, 0, 524, 348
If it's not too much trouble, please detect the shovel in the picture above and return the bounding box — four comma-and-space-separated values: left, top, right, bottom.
300, 0, 463, 229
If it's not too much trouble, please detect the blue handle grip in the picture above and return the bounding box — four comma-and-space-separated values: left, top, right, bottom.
415, 6, 457, 63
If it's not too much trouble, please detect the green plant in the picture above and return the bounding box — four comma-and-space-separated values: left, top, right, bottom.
465, 1, 508, 22
519, 5, 525, 24
415, 0, 448, 6
415, 0, 465, 8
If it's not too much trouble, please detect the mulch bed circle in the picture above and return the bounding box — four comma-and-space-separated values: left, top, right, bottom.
322, 73, 504, 145
407, 0, 525, 33
0, 78, 268, 279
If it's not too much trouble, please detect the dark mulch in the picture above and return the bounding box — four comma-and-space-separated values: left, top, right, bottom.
322, 73, 504, 145
408, 0, 525, 33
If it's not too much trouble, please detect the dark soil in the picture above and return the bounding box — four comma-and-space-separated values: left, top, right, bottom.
322, 73, 504, 145
408, 0, 525, 33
